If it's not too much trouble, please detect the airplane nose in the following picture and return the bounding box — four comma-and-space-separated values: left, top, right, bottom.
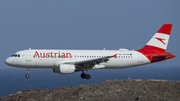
5, 58, 12, 66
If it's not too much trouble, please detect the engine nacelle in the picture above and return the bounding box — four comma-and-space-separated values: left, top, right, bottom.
58, 64, 75, 74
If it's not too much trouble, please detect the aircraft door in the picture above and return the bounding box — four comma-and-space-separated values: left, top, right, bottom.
138, 53, 143, 63
26, 50, 31, 62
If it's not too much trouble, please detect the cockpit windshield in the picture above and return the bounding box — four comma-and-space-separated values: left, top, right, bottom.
11, 54, 20, 57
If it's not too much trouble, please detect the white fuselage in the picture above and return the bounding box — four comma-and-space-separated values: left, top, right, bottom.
5, 49, 151, 69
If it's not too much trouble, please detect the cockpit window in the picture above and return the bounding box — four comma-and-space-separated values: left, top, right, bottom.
11, 54, 20, 57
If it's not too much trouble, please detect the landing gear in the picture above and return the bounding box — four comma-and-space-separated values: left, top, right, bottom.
80, 71, 91, 80
25, 68, 30, 78
85, 74, 91, 79
25, 74, 30, 78
81, 73, 86, 79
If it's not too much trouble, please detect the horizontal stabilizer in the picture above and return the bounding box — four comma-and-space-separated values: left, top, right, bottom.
151, 53, 175, 63
152, 54, 174, 58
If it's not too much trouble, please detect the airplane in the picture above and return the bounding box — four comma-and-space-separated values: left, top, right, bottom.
5, 24, 175, 79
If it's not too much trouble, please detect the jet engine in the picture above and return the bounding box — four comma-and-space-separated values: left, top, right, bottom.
57, 64, 75, 74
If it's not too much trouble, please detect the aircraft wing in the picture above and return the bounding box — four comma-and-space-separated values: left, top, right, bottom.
64, 54, 117, 69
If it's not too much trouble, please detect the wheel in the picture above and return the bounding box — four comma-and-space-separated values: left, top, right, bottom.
25, 74, 30, 78
85, 74, 91, 80
81, 73, 86, 79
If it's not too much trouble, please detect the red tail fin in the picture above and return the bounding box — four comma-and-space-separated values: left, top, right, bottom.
137, 24, 175, 63
138, 24, 173, 53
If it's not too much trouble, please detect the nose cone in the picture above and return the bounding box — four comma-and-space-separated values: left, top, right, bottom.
5, 58, 12, 66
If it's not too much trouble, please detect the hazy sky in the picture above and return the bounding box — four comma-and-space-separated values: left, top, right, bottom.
1, 1, 180, 69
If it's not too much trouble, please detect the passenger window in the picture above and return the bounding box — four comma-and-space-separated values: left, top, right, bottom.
18, 54, 20, 57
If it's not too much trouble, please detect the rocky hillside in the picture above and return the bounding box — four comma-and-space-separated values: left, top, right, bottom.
0, 79, 180, 101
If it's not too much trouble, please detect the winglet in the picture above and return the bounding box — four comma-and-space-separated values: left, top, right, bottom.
113, 54, 117, 58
